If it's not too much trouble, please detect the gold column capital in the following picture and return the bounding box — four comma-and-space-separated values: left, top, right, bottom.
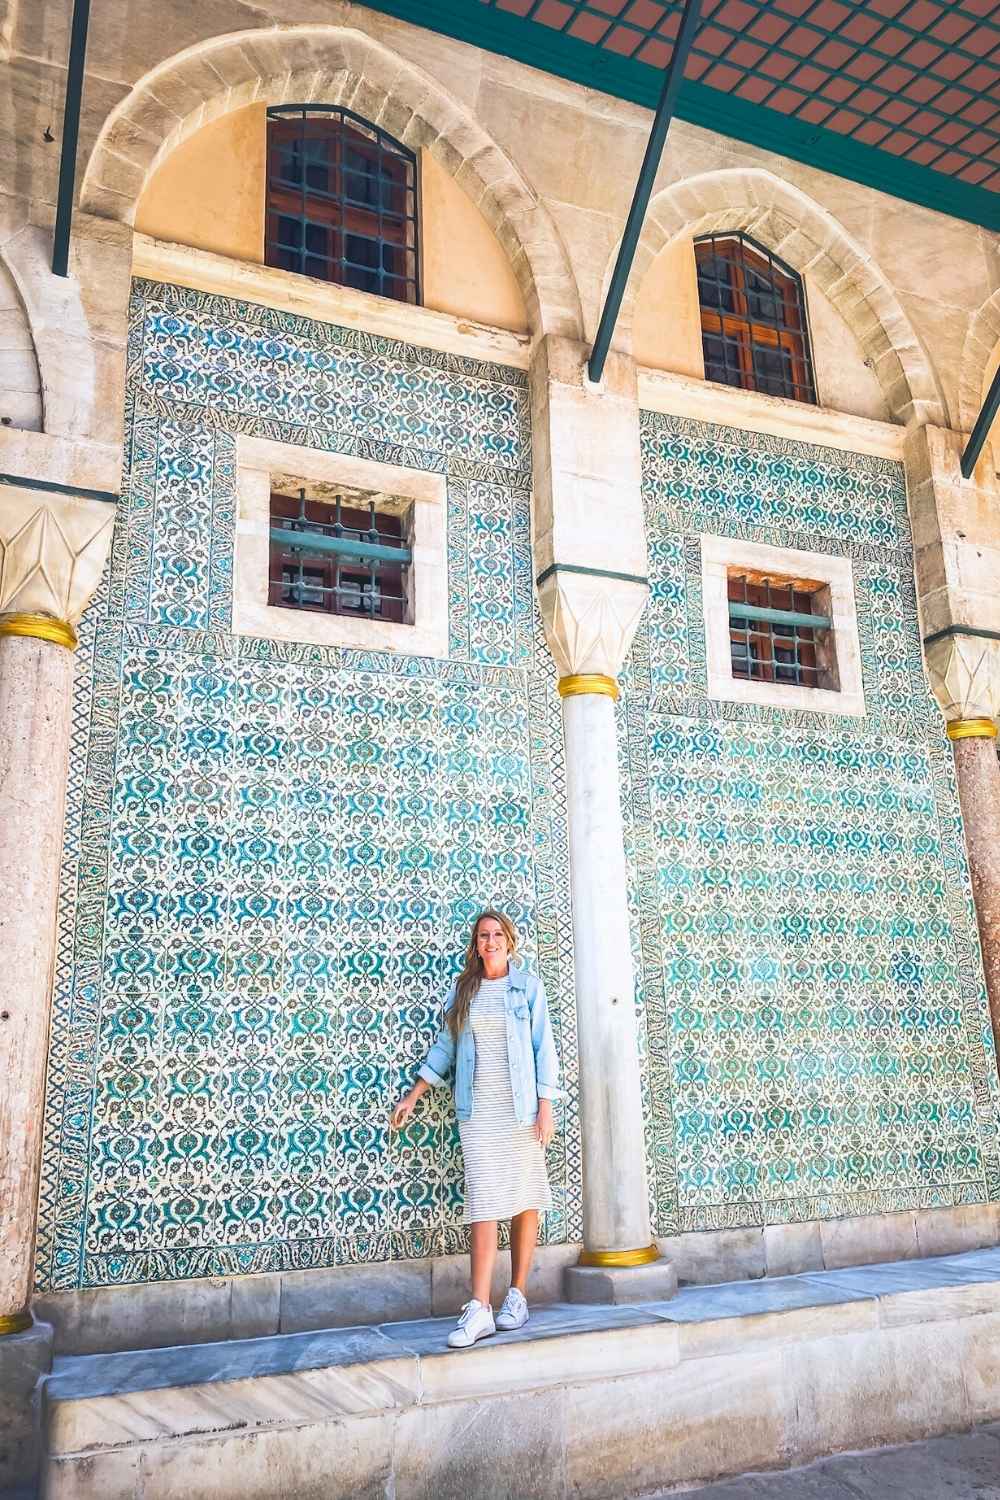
0, 612, 78, 650
0, 1309, 32, 1336
578, 1243, 659, 1268
946, 717, 998, 741
558, 673, 619, 702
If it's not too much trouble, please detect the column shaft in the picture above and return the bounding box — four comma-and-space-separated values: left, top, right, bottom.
562, 691, 652, 1254
0, 635, 74, 1327
950, 733, 1000, 1066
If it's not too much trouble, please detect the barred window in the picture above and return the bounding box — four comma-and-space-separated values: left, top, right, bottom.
269, 487, 412, 624
728, 570, 837, 692
696, 233, 816, 405
265, 105, 419, 304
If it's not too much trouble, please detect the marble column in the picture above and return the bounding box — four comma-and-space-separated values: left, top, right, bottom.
531, 337, 673, 1296
908, 424, 1000, 1077
0, 485, 114, 1335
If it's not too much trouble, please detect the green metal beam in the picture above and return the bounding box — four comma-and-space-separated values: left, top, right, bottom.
270, 528, 412, 565
961, 364, 1000, 480
588, 0, 702, 384
730, 604, 832, 631
360, 0, 1000, 234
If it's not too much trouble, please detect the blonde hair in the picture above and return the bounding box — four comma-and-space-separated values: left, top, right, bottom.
447, 909, 518, 1042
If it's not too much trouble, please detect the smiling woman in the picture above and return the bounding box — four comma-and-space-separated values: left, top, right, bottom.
391, 909, 564, 1348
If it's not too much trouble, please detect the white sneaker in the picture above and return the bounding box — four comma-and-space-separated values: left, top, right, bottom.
447, 1299, 496, 1349
495, 1287, 529, 1331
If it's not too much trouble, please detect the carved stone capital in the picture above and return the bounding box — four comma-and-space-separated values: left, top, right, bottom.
537, 567, 649, 680
924, 632, 1000, 726
0, 486, 114, 629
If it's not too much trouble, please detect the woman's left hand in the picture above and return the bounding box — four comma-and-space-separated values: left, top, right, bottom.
534, 1099, 555, 1149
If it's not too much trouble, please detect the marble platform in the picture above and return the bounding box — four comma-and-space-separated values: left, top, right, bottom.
40, 1248, 1000, 1500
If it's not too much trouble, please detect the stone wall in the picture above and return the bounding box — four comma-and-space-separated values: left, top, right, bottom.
33, 278, 579, 1293
625, 411, 1000, 1238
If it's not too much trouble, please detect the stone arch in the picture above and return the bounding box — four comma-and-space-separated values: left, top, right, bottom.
80, 25, 581, 340
615, 167, 945, 428
958, 289, 1000, 434
0, 251, 41, 431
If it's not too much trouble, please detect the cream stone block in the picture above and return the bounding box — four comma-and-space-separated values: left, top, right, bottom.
807, 277, 890, 423
763, 1221, 824, 1277
819, 1211, 919, 1270
913, 1203, 1000, 1259
393, 1389, 565, 1500
564, 1349, 792, 1498
956, 1311, 1000, 1422
0, 485, 114, 624
417, 1322, 679, 1406
233, 437, 448, 659
924, 634, 1000, 725
675, 1297, 877, 1362
786, 1321, 970, 1462
138, 1416, 395, 1500
701, 533, 865, 718
657, 1227, 766, 1285
42, 1448, 141, 1500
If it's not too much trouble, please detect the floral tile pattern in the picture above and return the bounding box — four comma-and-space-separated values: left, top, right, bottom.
34, 281, 577, 1291
33, 284, 999, 1292
628, 412, 1000, 1236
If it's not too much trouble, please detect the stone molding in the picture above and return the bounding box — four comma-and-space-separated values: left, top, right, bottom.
925, 633, 1000, 726
616, 167, 945, 429
958, 288, 1000, 438
80, 23, 582, 341
0, 486, 114, 625
637, 366, 906, 461
132, 235, 532, 371
0, 253, 41, 432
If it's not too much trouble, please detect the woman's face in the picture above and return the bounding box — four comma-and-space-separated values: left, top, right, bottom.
476, 917, 509, 966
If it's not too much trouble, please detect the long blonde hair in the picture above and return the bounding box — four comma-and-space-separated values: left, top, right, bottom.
447, 909, 518, 1042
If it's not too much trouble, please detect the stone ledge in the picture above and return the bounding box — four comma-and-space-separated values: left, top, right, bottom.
37, 1248, 1000, 1500
34, 1201, 1000, 1357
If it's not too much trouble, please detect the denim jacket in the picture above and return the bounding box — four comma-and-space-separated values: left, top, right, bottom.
417, 963, 564, 1124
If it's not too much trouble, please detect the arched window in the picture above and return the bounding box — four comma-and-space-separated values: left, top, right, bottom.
694, 233, 815, 405
265, 105, 419, 304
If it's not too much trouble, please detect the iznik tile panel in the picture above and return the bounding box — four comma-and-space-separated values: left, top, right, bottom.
630, 412, 1000, 1236
35, 281, 577, 1291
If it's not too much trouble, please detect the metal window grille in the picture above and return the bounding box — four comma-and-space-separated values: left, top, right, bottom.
269, 490, 412, 623
265, 105, 419, 305
728, 573, 832, 690
696, 233, 816, 406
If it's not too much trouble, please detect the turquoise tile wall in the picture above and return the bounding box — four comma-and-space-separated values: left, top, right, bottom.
629, 411, 1000, 1235
34, 281, 1000, 1290
34, 280, 578, 1291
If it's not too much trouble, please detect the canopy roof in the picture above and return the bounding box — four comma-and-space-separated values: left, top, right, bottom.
366, 0, 1000, 230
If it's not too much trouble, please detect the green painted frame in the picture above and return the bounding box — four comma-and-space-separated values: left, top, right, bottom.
361, 0, 1000, 233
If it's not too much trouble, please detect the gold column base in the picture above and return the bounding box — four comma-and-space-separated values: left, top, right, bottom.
0, 1309, 32, 1336
947, 718, 998, 741
558, 673, 619, 703
0, 611, 78, 650
578, 1243, 660, 1268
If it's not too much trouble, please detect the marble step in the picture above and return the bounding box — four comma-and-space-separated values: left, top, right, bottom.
41, 1248, 1000, 1500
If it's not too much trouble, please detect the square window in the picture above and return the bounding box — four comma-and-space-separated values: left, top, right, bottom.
234, 437, 448, 658
727, 569, 840, 692
268, 486, 412, 625
702, 535, 864, 717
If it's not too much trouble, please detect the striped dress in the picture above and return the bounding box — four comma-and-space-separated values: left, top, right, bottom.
459, 975, 552, 1225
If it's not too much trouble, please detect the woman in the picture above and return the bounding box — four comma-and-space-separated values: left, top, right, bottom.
391, 910, 562, 1348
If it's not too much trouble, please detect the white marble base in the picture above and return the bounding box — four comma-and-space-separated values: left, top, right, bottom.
40, 1249, 1000, 1500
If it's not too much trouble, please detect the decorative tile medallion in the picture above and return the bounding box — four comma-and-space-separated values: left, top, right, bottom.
35, 280, 578, 1291
630, 411, 1000, 1236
